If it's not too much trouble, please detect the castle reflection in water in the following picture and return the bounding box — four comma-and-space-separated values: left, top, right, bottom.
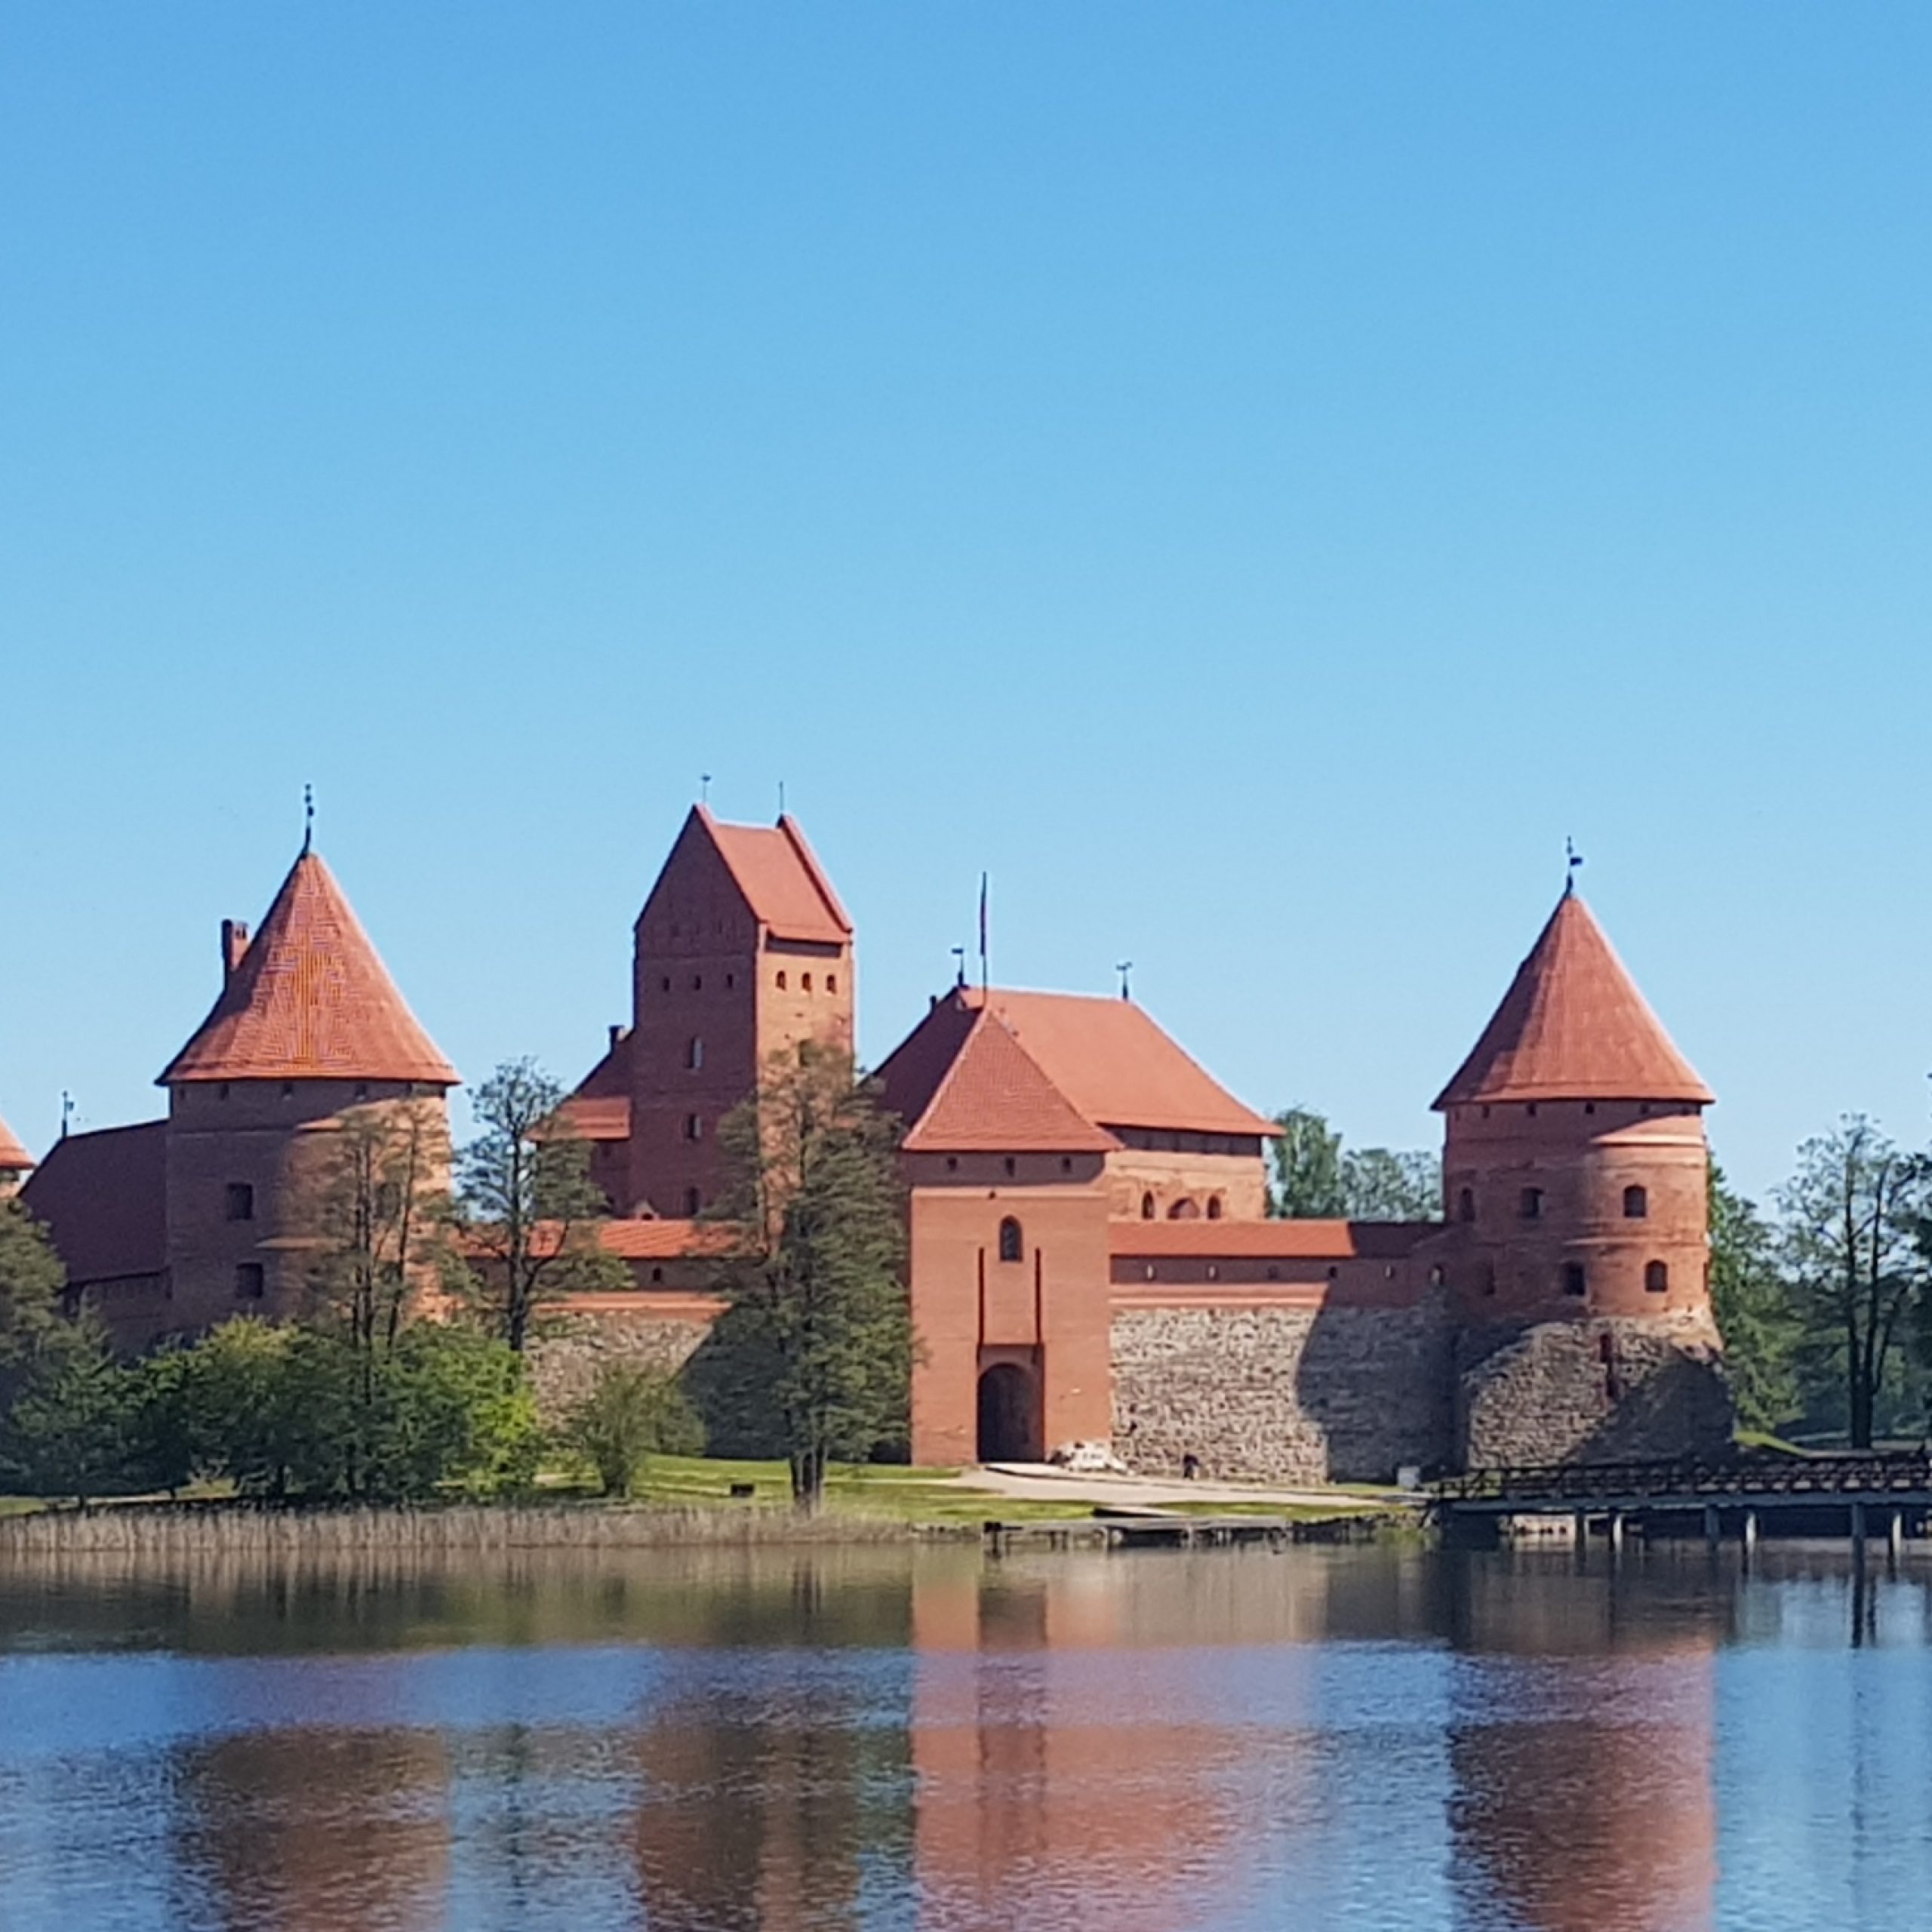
5, 1545, 1927, 1932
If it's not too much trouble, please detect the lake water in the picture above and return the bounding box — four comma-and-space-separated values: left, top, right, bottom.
0, 1540, 1928, 1931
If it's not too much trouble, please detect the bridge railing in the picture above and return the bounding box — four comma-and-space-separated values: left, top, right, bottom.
1432, 1453, 1932, 1507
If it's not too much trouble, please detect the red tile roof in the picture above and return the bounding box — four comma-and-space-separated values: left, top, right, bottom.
701, 808, 851, 943
550, 1095, 633, 1142
20, 1121, 168, 1284
898, 1010, 1119, 1154
0, 1112, 32, 1173
456, 1217, 731, 1261
159, 851, 458, 1088
1434, 891, 1712, 1108
1109, 1219, 1438, 1260
959, 988, 1275, 1138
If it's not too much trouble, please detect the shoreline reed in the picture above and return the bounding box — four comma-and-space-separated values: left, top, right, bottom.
0, 1500, 961, 1556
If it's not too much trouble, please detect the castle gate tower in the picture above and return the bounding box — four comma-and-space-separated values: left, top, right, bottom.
1435, 885, 1733, 1466
157, 844, 458, 1333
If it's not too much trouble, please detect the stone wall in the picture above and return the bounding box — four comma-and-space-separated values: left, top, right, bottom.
1456, 1315, 1734, 1467
528, 1304, 712, 1420
1110, 1297, 1453, 1483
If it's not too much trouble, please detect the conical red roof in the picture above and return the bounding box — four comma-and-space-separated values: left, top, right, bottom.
159, 850, 457, 1087
1434, 891, 1712, 1109
0, 1111, 32, 1173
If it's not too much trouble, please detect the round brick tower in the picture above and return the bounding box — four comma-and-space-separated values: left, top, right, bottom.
157, 844, 458, 1334
1436, 884, 1731, 1466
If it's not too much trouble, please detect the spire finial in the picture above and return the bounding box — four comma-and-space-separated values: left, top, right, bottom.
1116, 960, 1134, 1001
777, 779, 786, 818
303, 784, 315, 856
1564, 836, 1583, 897
700, 773, 712, 805
950, 945, 967, 989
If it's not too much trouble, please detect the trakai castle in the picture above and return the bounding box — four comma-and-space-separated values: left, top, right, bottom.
7, 808, 1733, 1478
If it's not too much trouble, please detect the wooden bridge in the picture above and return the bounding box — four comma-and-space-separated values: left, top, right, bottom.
1431, 1452, 1932, 1554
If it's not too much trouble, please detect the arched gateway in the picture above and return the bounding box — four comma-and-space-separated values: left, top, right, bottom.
976, 1361, 1041, 1463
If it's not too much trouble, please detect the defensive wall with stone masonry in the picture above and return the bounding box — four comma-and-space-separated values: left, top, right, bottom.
1109, 1295, 1457, 1484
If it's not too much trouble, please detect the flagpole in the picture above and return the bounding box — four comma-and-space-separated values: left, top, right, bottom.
978, 872, 989, 994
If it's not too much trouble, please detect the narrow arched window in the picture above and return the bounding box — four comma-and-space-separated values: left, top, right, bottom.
998, 1217, 1023, 1263
1562, 1262, 1587, 1297
682, 1186, 701, 1216
1140, 1192, 1156, 1220
687, 1037, 704, 1070
1623, 1185, 1648, 1219
1520, 1187, 1543, 1221
683, 1114, 703, 1141
776, 971, 787, 991
1457, 1187, 1475, 1223
827, 974, 838, 994
1645, 1260, 1669, 1294
802, 972, 814, 992
1206, 1195, 1223, 1220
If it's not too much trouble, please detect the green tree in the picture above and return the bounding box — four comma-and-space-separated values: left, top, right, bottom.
456, 1060, 627, 1352
1708, 1161, 1801, 1435
1338, 1146, 1441, 1222
564, 1360, 703, 1497
1776, 1116, 1928, 1448
0, 1195, 66, 1414
1271, 1109, 1441, 1220
1270, 1108, 1345, 1217
309, 1101, 452, 1374
710, 1044, 912, 1512
0, 1198, 137, 1501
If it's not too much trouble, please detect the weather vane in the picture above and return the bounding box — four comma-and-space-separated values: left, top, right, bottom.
950, 945, 967, 988
1564, 836, 1583, 895
303, 783, 315, 855
700, 773, 712, 804
1116, 960, 1134, 1000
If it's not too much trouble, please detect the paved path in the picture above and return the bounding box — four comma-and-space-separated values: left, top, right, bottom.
953, 1462, 1410, 1511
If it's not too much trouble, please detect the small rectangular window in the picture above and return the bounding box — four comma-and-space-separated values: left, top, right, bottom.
1562, 1263, 1586, 1297
235, 1263, 265, 1300
225, 1183, 254, 1223
1520, 1187, 1543, 1220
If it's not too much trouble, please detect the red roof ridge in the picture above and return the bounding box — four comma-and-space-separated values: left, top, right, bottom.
688, 805, 851, 943
0, 1111, 32, 1172
158, 848, 458, 1088
1434, 891, 1712, 1109
956, 986, 1276, 1139
900, 1008, 1118, 1154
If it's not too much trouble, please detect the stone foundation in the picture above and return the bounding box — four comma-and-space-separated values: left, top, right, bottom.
1456, 1315, 1734, 1467
528, 1305, 712, 1420
1110, 1297, 1453, 1484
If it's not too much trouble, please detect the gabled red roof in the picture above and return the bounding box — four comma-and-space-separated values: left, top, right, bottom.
1434, 891, 1712, 1109
159, 850, 458, 1087
958, 988, 1275, 1138
0, 1112, 32, 1173
898, 1009, 1118, 1154
20, 1121, 167, 1284
700, 808, 851, 943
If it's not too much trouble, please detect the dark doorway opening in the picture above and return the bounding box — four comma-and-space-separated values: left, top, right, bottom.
977, 1361, 1041, 1463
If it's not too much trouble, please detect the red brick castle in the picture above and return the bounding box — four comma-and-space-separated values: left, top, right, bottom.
14, 810, 1731, 1477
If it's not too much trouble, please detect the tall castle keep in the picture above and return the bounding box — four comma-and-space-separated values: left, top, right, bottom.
12, 811, 1732, 1477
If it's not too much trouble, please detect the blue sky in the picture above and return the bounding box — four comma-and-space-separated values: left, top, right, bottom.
4, 5, 1930, 1202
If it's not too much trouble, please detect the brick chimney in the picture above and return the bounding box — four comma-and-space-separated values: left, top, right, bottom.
221, 919, 251, 984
